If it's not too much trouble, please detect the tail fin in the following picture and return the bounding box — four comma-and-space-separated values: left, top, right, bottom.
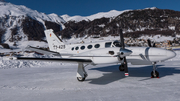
44, 29, 65, 52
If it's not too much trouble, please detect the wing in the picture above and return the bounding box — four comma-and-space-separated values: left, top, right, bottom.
17, 57, 92, 64
26, 46, 60, 56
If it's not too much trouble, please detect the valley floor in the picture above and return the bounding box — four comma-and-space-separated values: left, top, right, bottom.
0, 51, 180, 101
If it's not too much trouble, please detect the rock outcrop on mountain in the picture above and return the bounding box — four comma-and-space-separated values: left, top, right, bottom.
60, 8, 180, 39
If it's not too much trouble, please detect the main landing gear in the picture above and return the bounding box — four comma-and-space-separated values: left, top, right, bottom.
151, 62, 159, 78
77, 63, 88, 81
119, 62, 160, 78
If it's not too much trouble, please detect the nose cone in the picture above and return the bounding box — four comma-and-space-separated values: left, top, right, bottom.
119, 48, 132, 58
166, 50, 176, 59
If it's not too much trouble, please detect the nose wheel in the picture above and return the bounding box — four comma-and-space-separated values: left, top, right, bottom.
119, 64, 125, 71
151, 62, 159, 78
151, 71, 159, 78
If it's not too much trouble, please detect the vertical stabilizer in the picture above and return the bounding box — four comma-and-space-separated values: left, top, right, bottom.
44, 29, 65, 52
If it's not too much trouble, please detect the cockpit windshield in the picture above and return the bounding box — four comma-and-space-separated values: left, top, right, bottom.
105, 41, 129, 48
112, 40, 129, 47
113, 41, 122, 47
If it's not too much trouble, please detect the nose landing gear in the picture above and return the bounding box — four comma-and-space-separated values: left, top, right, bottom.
151, 71, 159, 78
119, 64, 125, 71
151, 62, 159, 78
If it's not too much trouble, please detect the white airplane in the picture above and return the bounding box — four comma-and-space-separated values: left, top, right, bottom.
16, 29, 176, 81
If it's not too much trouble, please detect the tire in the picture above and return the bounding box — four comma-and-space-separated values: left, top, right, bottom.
151, 71, 159, 78
84, 74, 88, 78
77, 77, 85, 81
119, 65, 125, 71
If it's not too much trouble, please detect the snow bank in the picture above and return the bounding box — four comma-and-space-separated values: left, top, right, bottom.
139, 35, 175, 42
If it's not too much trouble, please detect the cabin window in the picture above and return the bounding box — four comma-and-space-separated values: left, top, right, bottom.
71, 47, 74, 51
109, 51, 114, 55
87, 45, 93, 49
75, 47, 79, 50
81, 46, 85, 50
105, 42, 112, 47
94, 44, 100, 48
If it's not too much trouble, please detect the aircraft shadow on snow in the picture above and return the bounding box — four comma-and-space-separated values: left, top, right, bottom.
86, 65, 180, 85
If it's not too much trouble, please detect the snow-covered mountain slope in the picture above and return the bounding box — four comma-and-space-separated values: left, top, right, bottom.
0, 1, 179, 52
0, 1, 65, 24
61, 10, 130, 22
0, 1, 65, 44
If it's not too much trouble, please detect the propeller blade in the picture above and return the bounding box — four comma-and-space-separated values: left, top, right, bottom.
119, 29, 125, 49
147, 39, 156, 47
147, 39, 152, 47
124, 57, 129, 76
119, 28, 129, 76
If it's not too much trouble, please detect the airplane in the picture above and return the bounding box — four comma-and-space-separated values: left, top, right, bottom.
14, 29, 176, 82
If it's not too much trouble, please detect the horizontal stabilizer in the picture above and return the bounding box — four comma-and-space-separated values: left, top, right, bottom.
26, 46, 60, 56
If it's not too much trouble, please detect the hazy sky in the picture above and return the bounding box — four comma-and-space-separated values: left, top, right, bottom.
5, 0, 180, 16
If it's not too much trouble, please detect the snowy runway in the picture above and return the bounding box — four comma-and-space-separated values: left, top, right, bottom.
0, 53, 180, 101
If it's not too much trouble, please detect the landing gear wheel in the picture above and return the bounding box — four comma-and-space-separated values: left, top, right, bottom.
151, 71, 159, 78
77, 77, 85, 81
119, 65, 125, 71
84, 74, 88, 78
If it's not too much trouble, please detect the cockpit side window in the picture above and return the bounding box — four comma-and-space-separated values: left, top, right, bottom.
105, 42, 112, 48
113, 41, 122, 47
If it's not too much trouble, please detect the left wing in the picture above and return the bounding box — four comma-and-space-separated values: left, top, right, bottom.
17, 57, 92, 64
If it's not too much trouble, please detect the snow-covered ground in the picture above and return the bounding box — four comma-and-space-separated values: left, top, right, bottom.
0, 51, 180, 101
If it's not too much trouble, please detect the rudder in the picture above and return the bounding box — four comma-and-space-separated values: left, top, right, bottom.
44, 29, 65, 52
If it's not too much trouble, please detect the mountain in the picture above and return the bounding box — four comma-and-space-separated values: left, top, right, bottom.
59, 7, 180, 39
0, 1, 133, 44
0, 1, 180, 47
61, 10, 130, 22
0, 1, 65, 44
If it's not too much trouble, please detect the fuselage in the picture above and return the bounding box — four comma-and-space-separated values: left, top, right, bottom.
53, 40, 176, 65
42, 29, 175, 81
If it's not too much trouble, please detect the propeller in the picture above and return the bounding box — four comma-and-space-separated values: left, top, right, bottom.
119, 29, 130, 76
119, 48, 132, 58
147, 39, 156, 47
